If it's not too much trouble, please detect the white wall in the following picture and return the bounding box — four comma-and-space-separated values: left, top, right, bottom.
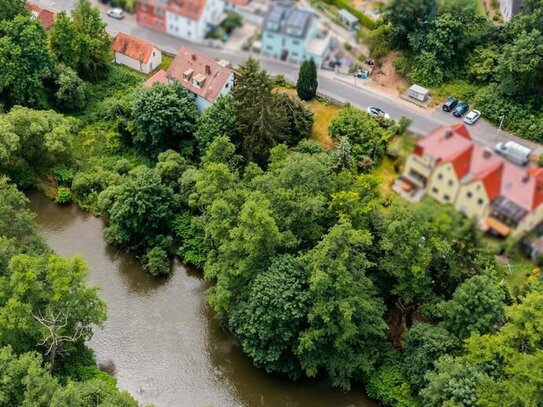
114, 47, 162, 74
166, 0, 225, 42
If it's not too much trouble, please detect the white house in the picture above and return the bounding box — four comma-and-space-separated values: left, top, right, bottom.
166, 47, 235, 111
136, 0, 226, 43
112, 33, 162, 74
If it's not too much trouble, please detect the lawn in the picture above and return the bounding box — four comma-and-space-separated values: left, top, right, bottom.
496, 253, 537, 291
274, 87, 339, 148
372, 134, 416, 195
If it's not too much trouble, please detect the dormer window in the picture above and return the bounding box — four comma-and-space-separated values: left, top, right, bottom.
183, 69, 193, 81
192, 73, 206, 88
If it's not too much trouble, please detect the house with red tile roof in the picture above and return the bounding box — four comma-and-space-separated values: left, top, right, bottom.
165, 47, 234, 111
135, 0, 226, 42
26, 3, 56, 30
396, 124, 543, 238
112, 33, 162, 74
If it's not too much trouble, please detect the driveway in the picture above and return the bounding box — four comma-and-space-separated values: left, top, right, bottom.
37, 0, 542, 155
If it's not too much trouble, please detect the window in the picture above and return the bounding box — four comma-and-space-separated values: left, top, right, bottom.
477, 198, 484, 206
152, 51, 155, 57
292, 52, 298, 57
444, 194, 450, 202
266, 45, 273, 50
432, 187, 438, 194
466, 191, 473, 198
448, 180, 453, 186
476, 184, 481, 191
293, 40, 300, 45
437, 173, 443, 180
267, 33, 274, 39
187, 30, 191, 37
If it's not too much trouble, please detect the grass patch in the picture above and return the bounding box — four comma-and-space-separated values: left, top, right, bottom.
159, 54, 175, 73
496, 253, 535, 290
372, 134, 416, 195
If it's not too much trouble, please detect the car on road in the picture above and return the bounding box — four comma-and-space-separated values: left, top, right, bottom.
366, 106, 390, 119
463, 110, 481, 125
442, 96, 458, 112
494, 141, 532, 166
107, 8, 125, 19
452, 101, 469, 117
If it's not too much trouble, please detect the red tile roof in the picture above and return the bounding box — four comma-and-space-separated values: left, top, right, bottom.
142, 0, 207, 21
226, 0, 250, 5
112, 33, 157, 63
417, 125, 473, 165
144, 69, 169, 87
167, 47, 234, 103
26, 3, 56, 29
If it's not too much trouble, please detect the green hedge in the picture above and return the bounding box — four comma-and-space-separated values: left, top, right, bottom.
320, 0, 376, 29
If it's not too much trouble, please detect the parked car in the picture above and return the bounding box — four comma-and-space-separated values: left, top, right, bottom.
367, 106, 390, 119
452, 101, 469, 117
463, 110, 481, 125
442, 96, 458, 112
494, 141, 532, 166
107, 8, 125, 19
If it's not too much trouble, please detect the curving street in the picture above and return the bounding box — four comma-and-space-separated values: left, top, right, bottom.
38, 0, 542, 154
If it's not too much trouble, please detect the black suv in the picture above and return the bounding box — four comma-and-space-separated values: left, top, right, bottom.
442, 96, 458, 112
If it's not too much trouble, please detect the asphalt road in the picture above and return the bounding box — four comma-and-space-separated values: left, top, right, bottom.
38, 0, 542, 154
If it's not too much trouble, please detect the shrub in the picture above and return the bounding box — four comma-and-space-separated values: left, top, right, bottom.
52, 164, 75, 186
366, 365, 421, 407
392, 55, 410, 77
143, 246, 170, 276
55, 187, 72, 204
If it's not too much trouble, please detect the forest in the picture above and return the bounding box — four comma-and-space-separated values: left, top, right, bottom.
1, 0, 543, 406
367, 0, 543, 141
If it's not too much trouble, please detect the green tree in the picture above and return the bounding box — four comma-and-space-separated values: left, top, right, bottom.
0, 15, 54, 108
155, 149, 188, 190
497, 29, 543, 97
296, 59, 318, 101
385, 0, 437, 48
0, 346, 59, 407
0, 253, 106, 365
297, 221, 387, 390
49, 11, 78, 68
194, 95, 238, 155
408, 51, 444, 87
328, 105, 387, 169
0, 107, 75, 187
50, 378, 139, 407
438, 273, 505, 340
131, 82, 198, 157
234, 59, 287, 167
0, 0, 26, 21
421, 355, 486, 407
402, 323, 458, 390
205, 192, 285, 313
276, 93, 314, 145
71, 0, 112, 80
366, 364, 421, 407
55, 64, 88, 112
99, 168, 176, 254
229, 255, 310, 378
467, 45, 500, 83
222, 12, 243, 34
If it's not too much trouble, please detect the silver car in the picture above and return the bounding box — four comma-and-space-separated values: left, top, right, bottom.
107, 8, 125, 19
463, 110, 481, 125
366, 106, 390, 120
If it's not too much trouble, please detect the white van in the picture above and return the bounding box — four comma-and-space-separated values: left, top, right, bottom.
494, 141, 532, 166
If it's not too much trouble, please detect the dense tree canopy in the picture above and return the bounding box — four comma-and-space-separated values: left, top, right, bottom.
296, 59, 318, 101
0, 15, 54, 108
131, 82, 198, 157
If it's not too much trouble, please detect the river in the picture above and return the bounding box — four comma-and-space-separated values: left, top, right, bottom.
27, 191, 377, 407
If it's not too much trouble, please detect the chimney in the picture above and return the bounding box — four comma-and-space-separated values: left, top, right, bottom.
522, 175, 530, 183
483, 149, 492, 159
205, 64, 211, 75
445, 129, 453, 139
191, 54, 197, 61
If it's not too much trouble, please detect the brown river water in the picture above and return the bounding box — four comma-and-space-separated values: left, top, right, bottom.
27, 191, 377, 407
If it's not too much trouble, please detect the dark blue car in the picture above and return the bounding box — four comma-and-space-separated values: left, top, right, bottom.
452, 101, 469, 117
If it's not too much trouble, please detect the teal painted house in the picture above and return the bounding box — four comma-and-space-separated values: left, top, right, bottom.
261, 3, 330, 67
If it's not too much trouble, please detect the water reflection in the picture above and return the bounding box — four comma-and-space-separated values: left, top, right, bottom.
26, 190, 377, 407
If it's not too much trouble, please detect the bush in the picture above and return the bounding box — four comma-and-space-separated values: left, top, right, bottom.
324, 0, 376, 29
55, 187, 72, 204
222, 12, 243, 34
392, 55, 411, 77
366, 365, 421, 407
52, 164, 75, 186
143, 246, 170, 276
